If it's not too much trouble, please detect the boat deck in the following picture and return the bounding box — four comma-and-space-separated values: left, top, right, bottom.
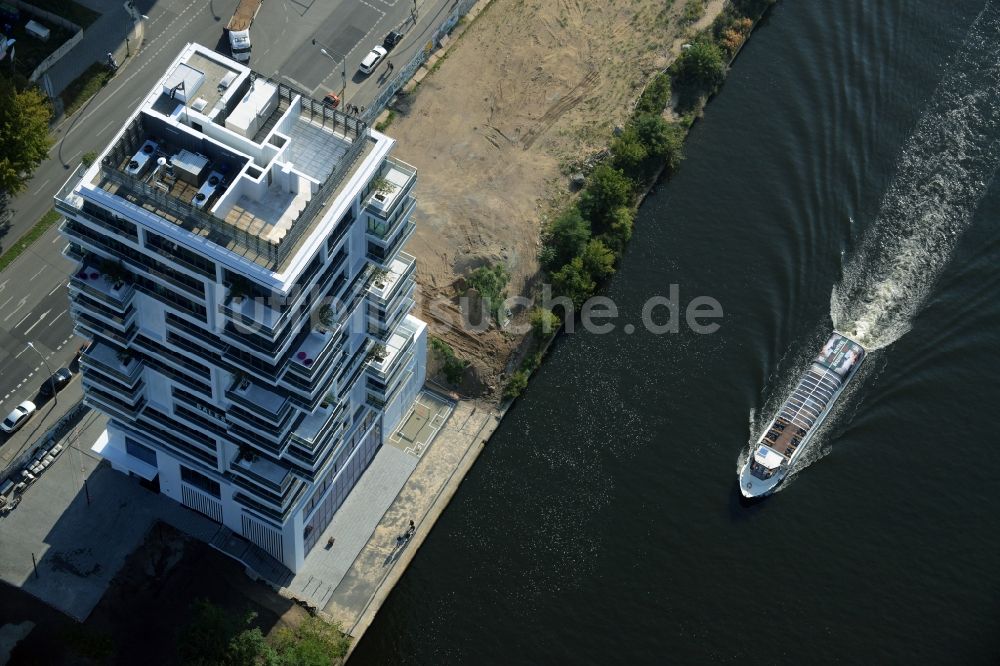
757, 333, 866, 461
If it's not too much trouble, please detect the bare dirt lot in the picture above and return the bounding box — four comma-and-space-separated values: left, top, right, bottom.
390, 0, 726, 394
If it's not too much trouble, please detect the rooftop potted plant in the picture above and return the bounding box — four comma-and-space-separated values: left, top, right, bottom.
317, 304, 334, 332
365, 343, 388, 364
371, 267, 389, 289
116, 349, 133, 367
99, 257, 130, 290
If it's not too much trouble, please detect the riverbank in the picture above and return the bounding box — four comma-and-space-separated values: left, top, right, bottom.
332, 0, 774, 655
383, 0, 737, 395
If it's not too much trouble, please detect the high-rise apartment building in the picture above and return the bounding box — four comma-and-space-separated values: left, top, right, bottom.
55, 44, 426, 571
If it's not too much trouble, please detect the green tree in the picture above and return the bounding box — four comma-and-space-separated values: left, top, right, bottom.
228, 627, 277, 665
632, 115, 685, 174
579, 165, 633, 233
0, 78, 53, 194
542, 207, 591, 269
674, 40, 726, 91
271, 616, 351, 665
551, 256, 596, 307
178, 600, 239, 665
529, 307, 561, 339
580, 238, 616, 280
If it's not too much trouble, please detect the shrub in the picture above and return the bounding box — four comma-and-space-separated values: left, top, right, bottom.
466, 262, 510, 322
504, 369, 529, 399
635, 73, 671, 116
552, 256, 596, 307
579, 165, 633, 234
529, 307, 561, 339
542, 207, 591, 269
673, 40, 726, 92
81, 150, 98, 167
430, 337, 468, 385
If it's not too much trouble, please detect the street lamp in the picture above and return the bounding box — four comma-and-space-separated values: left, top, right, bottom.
313, 39, 347, 102
124, 10, 149, 58
26, 342, 56, 406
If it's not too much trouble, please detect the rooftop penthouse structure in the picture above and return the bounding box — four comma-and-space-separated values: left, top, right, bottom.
55, 43, 426, 571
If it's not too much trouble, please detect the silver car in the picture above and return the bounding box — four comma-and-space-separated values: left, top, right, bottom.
358, 46, 388, 75
1, 401, 37, 434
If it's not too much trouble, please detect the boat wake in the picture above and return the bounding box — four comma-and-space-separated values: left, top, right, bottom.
831, 2, 1000, 351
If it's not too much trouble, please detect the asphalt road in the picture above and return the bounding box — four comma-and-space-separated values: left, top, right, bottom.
0, 0, 454, 447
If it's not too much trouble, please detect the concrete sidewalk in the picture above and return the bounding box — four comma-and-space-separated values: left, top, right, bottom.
0, 409, 221, 621
317, 397, 500, 640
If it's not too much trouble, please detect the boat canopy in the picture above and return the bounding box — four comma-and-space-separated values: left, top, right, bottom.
754, 445, 784, 469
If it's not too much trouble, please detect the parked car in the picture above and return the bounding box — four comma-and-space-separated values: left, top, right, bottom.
1, 401, 37, 434
383, 31, 403, 50
358, 45, 388, 75
39, 368, 73, 397
322, 91, 341, 109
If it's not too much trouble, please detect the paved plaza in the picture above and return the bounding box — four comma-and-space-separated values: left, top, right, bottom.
0, 387, 497, 651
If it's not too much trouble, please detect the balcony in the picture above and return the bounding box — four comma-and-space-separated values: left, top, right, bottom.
366, 194, 416, 243
367, 252, 415, 304
72, 307, 137, 347
290, 401, 344, 448
84, 388, 147, 422
365, 157, 416, 221
366, 318, 418, 380
366, 220, 415, 269
80, 339, 143, 385
230, 452, 293, 493
81, 368, 145, 405
69, 264, 134, 310
225, 377, 289, 422
219, 294, 284, 336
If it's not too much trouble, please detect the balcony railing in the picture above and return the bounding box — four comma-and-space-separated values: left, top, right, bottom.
69, 265, 135, 310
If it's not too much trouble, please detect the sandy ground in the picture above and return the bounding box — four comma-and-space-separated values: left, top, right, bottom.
391, 0, 726, 394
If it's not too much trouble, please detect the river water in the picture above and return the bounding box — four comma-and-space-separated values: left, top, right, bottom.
353, 1, 1000, 663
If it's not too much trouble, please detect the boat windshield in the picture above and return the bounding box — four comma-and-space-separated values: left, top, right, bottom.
749, 460, 777, 480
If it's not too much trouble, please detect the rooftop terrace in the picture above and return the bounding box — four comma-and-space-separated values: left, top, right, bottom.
62, 44, 381, 274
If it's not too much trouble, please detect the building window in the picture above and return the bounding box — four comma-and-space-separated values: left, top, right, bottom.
125, 437, 157, 466
180, 465, 221, 498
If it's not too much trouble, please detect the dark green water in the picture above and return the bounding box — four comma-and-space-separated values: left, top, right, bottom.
354, 1, 1000, 662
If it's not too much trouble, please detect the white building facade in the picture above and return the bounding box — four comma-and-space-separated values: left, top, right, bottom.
55, 44, 426, 572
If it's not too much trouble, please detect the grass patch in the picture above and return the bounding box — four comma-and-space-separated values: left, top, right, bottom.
0, 208, 61, 271
60, 62, 114, 118
375, 109, 396, 132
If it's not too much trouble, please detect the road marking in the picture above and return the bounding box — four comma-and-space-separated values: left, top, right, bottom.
23, 309, 51, 335
14, 311, 32, 328
0, 279, 7, 293
14, 348, 26, 359
48, 282, 65, 296
48, 310, 66, 327
31, 267, 46, 280
3, 296, 28, 321
32, 178, 52, 195
97, 118, 117, 135
0, 296, 11, 310
51, 234, 63, 244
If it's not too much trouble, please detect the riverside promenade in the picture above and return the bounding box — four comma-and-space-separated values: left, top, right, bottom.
281, 394, 501, 648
